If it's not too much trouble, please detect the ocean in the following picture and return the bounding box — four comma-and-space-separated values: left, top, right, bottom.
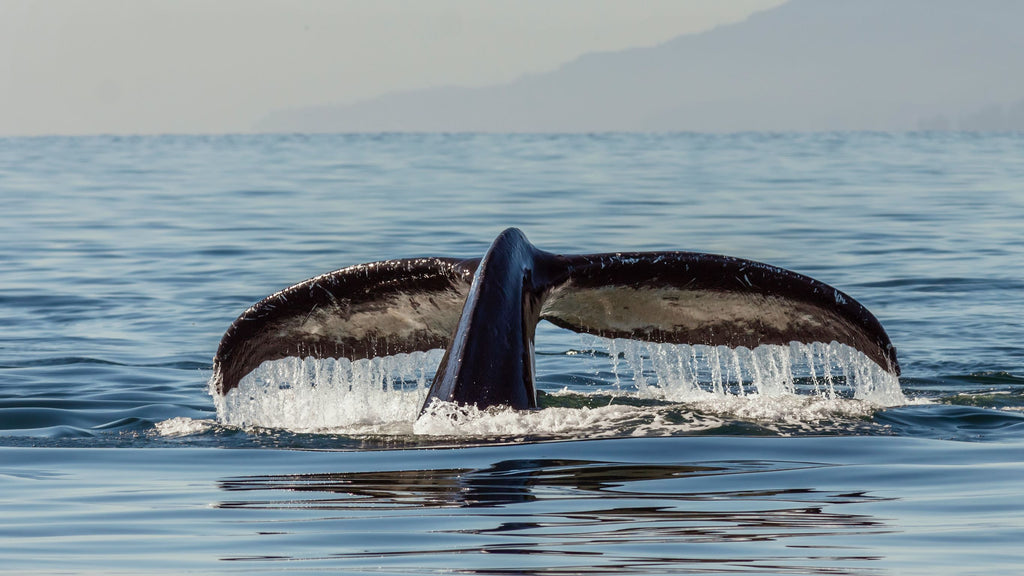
1, 132, 1022, 574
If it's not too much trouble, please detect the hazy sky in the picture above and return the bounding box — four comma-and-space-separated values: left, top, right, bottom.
1, 0, 784, 136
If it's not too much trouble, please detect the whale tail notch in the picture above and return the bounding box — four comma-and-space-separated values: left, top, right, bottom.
212, 228, 899, 414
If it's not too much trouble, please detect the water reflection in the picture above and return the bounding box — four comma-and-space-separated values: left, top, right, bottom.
217, 458, 893, 574
220, 460, 738, 509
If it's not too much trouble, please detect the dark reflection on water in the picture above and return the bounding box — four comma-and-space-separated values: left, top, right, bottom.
218, 459, 892, 574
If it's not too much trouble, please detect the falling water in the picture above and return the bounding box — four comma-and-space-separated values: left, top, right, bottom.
211, 350, 445, 432
210, 338, 904, 435
598, 339, 904, 406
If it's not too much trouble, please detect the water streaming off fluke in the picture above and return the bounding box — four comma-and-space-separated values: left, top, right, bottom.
209, 339, 904, 436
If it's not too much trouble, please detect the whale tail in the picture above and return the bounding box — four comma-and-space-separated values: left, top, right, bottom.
212, 228, 899, 413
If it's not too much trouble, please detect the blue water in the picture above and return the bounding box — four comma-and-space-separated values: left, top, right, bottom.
2, 133, 1023, 574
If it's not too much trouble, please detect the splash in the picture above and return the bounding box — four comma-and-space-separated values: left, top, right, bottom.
208, 339, 904, 437
155, 416, 220, 437
210, 350, 444, 432
413, 400, 722, 438
593, 339, 905, 406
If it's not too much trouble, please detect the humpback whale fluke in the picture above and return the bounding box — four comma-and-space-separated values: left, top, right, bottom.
212, 228, 899, 413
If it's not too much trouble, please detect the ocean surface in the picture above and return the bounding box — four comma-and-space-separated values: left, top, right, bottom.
1, 132, 1022, 575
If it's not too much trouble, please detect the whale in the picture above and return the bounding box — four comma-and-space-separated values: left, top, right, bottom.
212, 228, 899, 414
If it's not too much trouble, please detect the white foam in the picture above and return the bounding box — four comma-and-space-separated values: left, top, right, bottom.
155, 416, 219, 437
413, 400, 721, 437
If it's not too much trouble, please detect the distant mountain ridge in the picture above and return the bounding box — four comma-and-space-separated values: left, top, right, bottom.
258, 0, 1024, 133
